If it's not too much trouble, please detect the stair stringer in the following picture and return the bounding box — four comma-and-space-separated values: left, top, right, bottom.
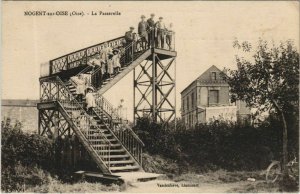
97, 49, 152, 96
56, 101, 112, 174
92, 109, 144, 172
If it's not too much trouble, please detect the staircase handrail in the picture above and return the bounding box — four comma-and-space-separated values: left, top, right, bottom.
49, 36, 125, 75
39, 76, 113, 171
122, 123, 145, 146
65, 79, 145, 152
94, 93, 121, 119
55, 77, 111, 145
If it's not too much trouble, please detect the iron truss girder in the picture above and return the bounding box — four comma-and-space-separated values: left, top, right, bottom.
38, 108, 74, 139
134, 51, 176, 125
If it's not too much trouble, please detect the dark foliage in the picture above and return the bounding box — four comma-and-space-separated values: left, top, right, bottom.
1, 118, 54, 170
134, 115, 298, 172
1, 118, 54, 192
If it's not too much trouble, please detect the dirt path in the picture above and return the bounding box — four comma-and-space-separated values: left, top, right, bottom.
125, 179, 251, 193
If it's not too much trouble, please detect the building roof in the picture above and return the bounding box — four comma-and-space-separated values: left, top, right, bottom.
180, 65, 228, 94
196, 65, 222, 81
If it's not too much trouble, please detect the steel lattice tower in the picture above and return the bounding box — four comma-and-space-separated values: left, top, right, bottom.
133, 48, 177, 125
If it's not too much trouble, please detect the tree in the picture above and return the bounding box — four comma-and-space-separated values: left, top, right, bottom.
225, 39, 299, 181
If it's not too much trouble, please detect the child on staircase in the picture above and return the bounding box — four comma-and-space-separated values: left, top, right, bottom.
85, 87, 96, 115
112, 49, 121, 74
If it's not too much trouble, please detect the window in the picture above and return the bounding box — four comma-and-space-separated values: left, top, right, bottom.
209, 90, 219, 104
187, 96, 189, 110
211, 72, 217, 80
191, 93, 194, 108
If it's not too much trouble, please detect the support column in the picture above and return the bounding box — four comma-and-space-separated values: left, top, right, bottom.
152, 52, 157, 122
133, 68, 136, 125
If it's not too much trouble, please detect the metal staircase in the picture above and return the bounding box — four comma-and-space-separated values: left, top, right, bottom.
38, 28, 176, 175
38, 33, 149, 174
39, 76, 142, 173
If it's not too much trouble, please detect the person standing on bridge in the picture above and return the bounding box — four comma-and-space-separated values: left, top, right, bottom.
166, 23, 174, 50
138, 15, 149, 50
147, 13, 156, 48
124, 26, 135, 64
155, 17, 167, 49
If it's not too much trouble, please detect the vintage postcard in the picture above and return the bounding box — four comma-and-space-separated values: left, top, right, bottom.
1, 0, 299, 193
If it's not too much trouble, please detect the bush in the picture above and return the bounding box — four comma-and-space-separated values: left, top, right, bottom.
1, 162, 51, 192
134, 116, 297, 172
1, 118, 55, 192
142, 153, 180, 175
1, 118, 54, 170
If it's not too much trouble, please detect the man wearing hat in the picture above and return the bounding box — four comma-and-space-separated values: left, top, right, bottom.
124, 26, 135, 63
147, 13, 156, 47
155, 17, 167, 49
138, 15, 149, 50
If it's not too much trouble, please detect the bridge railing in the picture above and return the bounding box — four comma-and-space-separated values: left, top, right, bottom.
49, 37, 125, 75
41, 27, 175, 77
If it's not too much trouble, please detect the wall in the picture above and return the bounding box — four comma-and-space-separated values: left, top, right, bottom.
205, 106, 237, 123
217, 86, 230, 105
1, 106, 38, 133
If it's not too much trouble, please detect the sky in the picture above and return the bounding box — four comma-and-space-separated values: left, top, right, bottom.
2, 1, 299, 121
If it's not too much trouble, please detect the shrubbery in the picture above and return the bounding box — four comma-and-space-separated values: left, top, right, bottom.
1, 118, 54, 192
134, 115, 298, 172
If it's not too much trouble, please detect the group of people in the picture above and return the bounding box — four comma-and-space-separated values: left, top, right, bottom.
124, 13, 174, 53
88, 44, 122, 89
70, 74, 97, 115
70, 44, 123, 116
69, 14, 175, 116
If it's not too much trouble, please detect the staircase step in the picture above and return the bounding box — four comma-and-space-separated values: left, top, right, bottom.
92, 143, 121, 147
88, 133, 116, 141
94, 115, 108, 120
88, 130, 108, 135
87, 139, 109, 143
105, 160, 135, 165
98, 149, 125, 153
110, 165, 140, 171
88, 130, 112, 135
102, 155, 130, 159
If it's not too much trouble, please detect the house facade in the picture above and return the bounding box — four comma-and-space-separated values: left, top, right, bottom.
181, 65, 250, 127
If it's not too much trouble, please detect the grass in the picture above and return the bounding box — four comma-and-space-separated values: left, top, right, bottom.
171, 169, 265, 183
25, 178, 121, 193
228, 181, 280, 193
